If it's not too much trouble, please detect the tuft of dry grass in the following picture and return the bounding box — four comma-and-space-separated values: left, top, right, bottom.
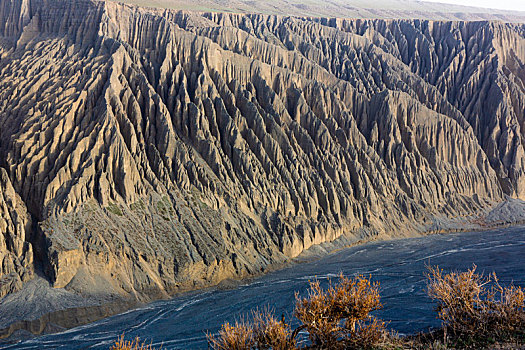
252, 310, 297, 350
110, 335, 156, 350
207, 310, 297, 350
207, 319, 255, 350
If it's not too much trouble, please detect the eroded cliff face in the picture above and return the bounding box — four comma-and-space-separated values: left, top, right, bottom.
0, 168, 33, 298
0, 0, 523, 305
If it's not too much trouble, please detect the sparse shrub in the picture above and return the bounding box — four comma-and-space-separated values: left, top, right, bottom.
294, 278, 342, 347
346, 317, 389, 349
112, 267, 525, 350
207, 319, 256, 350
294, 273, 386, 349
207, 310, 297, 350
156, 196, 174, 220
427, 265, 525, 347
208, 274, 386, 350
107, 202, 123, 216
130, 199, 146, 211
253, 310, 297, 350
110, 335, 155, 350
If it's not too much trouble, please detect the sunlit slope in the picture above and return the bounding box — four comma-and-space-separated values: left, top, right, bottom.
0, 0, 523, 329
114, 0, 525, 21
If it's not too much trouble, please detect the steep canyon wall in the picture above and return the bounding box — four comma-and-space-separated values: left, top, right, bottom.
0, 0, 523, 307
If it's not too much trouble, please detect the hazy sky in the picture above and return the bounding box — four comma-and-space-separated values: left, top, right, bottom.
423, 0, 525, 12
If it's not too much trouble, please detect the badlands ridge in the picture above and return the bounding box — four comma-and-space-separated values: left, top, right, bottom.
0, 0, 524, 338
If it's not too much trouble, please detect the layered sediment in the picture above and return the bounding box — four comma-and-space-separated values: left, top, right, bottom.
0, 0, 524, 337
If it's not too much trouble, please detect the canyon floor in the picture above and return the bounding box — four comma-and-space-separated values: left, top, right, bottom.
2, 199, 525, 342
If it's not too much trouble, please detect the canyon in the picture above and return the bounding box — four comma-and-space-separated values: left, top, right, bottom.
0, 0, 524, 339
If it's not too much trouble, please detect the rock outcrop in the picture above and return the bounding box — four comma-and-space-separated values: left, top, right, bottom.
0, 0, 524, 334
0, 168, 32, 298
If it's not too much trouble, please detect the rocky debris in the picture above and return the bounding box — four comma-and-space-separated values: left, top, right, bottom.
0, 0, 524, 336
483, 198, 525, 225
0, 275, 136, 339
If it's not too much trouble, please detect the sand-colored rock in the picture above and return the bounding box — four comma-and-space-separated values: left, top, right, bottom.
0, 0, 524, 336
0, 168, 33, 298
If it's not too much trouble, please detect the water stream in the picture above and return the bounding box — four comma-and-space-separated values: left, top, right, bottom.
3, 227, 525, 349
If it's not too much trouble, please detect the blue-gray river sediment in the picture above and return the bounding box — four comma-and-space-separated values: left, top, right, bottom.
3, 226, 525, 349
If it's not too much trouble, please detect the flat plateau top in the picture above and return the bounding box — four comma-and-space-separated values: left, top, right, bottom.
111, 0, 525, 22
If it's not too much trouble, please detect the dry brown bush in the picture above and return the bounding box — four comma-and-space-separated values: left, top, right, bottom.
207, 310, 297, 350
208, 274, 386, 349
113, 267, 525, 350
294, 273, 386, 349
207, 319, 256, 350
346, 317, 389, 349
110, 335, 156, 350
427, 265, 525, 347
253, 310, 297, 350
